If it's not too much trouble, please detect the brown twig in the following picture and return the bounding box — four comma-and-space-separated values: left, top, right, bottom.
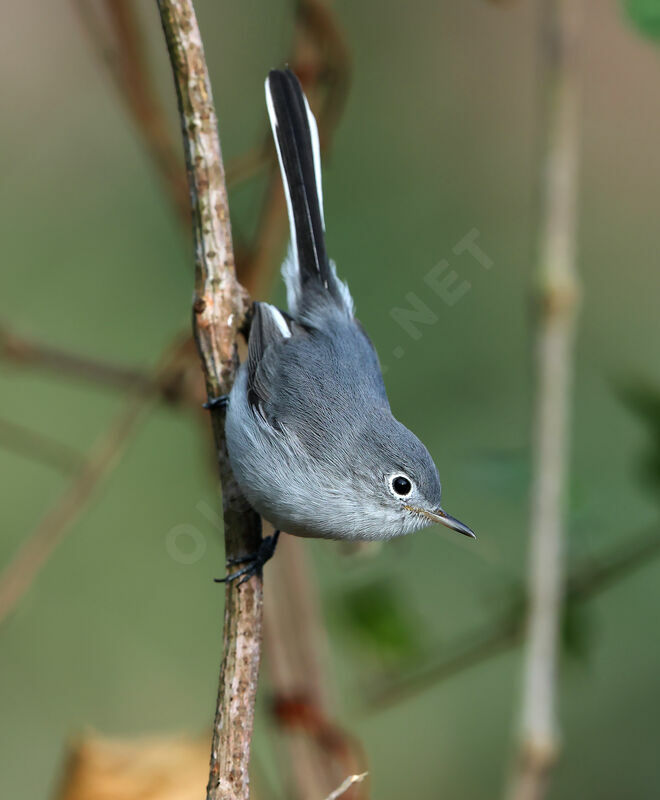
508, 3, 583, 799
0, 417, 86, 474
0, 323, 202, 406
155, 3, 262, 800
72, 0, 191, 225
365, 527, 660, 711
1, 323, 153, 392
264, 529, 368, 800
0, 342, 185, 625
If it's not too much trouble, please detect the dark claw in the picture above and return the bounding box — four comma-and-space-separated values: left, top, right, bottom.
225, 553, 251, 567
216, 560, 257, 584
215, 530, 280, 585
203, 394, 229, 410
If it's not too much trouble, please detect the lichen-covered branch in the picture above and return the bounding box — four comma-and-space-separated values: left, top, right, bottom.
155, 2, 262, 799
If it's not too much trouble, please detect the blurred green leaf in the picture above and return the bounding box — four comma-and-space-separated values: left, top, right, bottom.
622, 0, 660, 40
337, 579, 422, 662
618, 381, 660, 496
561, 596, 594, 661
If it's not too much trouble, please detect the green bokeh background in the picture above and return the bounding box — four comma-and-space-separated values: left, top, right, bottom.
2, 1, 660, 798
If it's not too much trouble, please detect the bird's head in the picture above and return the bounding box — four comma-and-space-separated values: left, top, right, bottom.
349, 414, 476, 540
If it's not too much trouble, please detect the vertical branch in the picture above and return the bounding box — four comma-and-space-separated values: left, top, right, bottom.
155, 3, 262, 800
508, 2, 583, 800
104, 0, 192, 225
72, 0, 191, 225
264, 529, 367, 800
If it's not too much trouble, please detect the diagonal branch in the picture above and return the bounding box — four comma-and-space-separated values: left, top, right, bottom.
0, 417, 87, 475
1, 322, 153, 393
0, 342, 185, 625
155, 3, 262, 800
365, 526, 660, 711
1, 324, 203, 407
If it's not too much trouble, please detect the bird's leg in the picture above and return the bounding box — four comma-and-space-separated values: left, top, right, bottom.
215, 530, 280, 586
203, 394, 229, 410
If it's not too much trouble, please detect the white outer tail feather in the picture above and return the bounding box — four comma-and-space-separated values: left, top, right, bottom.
265, 74, 354, 318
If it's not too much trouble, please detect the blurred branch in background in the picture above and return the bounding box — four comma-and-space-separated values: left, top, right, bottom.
71, 0, 191, 225
510, 2, 583, 796
0, 336, 190, 625
0, 416, 87, 475
264, 528, 368, 800
1, 322, 155, 396
365, 525, 660, 710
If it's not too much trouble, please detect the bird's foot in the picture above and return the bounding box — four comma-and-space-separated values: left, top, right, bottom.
203, 394, 229, 411
215, 530, 280, 586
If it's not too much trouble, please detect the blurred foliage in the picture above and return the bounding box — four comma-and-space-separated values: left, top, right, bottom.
336, 579, 422, 663
561, 595, 594, 662
623, 0, 660, 39
619, 381, 660, 497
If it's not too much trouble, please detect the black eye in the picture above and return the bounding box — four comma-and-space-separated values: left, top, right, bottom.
391, 475, 412, 496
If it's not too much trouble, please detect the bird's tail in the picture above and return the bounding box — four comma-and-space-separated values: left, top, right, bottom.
265, 69, 353, 319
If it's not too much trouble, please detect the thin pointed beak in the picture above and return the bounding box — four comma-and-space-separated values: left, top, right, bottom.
430, 508, 476, 539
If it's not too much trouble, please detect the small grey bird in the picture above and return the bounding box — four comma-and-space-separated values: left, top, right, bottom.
220, 69, 474, 583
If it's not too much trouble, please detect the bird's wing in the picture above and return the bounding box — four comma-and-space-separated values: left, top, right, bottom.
246, 302, 296, 422
251, 314, 390, 443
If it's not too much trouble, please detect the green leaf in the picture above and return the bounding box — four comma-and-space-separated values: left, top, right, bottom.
622, 0, 660, 40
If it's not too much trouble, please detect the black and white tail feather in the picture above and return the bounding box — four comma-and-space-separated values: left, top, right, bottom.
264, 68, 353, 324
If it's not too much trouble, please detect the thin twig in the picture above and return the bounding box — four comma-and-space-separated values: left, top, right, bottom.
324, 773, 369, 800
1, 323, 201, 405
0, 417, 87, 474
365, 526, 660, 711
508, 3, 583, 799
1, 323, 153, 392
155, 4, 262, 800
0, 343, 184, 625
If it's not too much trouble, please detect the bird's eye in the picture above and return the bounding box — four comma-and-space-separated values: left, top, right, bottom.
391, 475, 413, 496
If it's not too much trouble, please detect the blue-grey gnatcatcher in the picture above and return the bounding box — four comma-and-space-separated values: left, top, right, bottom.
218, 69, 474, 584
